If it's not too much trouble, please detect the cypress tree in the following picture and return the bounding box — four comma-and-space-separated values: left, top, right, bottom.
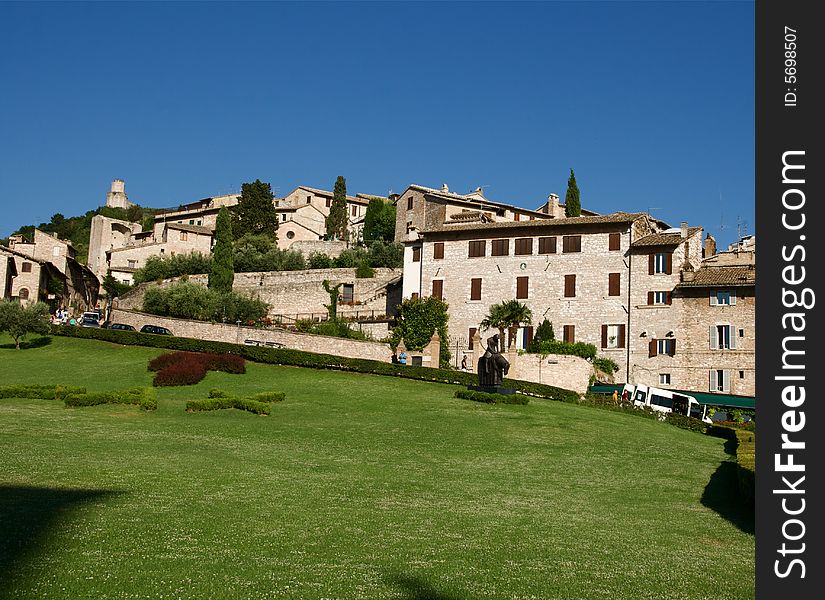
565, 169, 581, 217
232, 179, 278, 238
325, 176, 349, 241
209, 206, 234, 293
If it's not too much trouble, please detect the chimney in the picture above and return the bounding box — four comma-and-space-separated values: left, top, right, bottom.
704, 234, 716, 258
441, 183, 449, 193
547, 193, 560, 217
680, 221, 688, 238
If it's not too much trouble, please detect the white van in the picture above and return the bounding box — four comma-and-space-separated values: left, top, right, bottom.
622, 383, 712, 424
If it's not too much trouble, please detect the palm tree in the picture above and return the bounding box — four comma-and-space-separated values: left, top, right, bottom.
480, 300, 533, 349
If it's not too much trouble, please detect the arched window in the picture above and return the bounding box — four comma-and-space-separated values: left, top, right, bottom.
18, 288, 29, 300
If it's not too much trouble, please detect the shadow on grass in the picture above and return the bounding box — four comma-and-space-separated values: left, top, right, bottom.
700, 461, 754, 535
0, 336, 53, 350
0, 485, 124, 596
386, 573, 464, 600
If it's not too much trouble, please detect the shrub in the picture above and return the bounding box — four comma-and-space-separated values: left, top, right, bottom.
454, 389, 529, 405
523, 339, 597, 360
186, 396, 272, 415
0, 384, 86, 401
664, 412, 708, 433
142, 281, 269, 324
250, 391, 286, 403
307, 252, 334, 269
293, 318, 369, 340
64, 387, 157, 411
150, 351, 246, 386
593, 357, 619, 374
355, 261, 375, 278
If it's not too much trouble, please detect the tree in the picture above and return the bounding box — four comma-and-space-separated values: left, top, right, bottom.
391, 296, 451, 368
232, 179, 279, 238
564, 169, 581, 217
480, 299, 533, 349
0, 300, 51, 349
102, 271, 130, 299
209, 206, 234, 293
363, 198, 396, 244
533, 318, 555, 344
322, 280, 343, 320
325, 176, 349, 241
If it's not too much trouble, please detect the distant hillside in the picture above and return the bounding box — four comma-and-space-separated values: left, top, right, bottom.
3, 205, 159, 264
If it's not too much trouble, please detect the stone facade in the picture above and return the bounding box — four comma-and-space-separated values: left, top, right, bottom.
109, 308, 393, 363
0, 246, 46, 306
88, 215, 144, 281
106, 179, 135, 209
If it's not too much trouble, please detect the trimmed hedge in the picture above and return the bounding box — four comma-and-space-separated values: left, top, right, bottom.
64, 387, 157, 411
149, 351, 246, 387
208, 388, 285, 403
664, 412, 709, 433
706, 424, 755, 508
454, 389, 529, 405
52, 325, 579, 401
186, 397, 271, 415
0, 384, 86, 401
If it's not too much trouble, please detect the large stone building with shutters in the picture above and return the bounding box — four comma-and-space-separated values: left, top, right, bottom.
397, 182, 755, 398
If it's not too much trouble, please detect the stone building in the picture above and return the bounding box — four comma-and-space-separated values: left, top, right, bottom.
105, 179, 135, 210
1, 229, 98, 311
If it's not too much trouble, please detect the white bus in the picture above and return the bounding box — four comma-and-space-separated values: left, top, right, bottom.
622, 384, 712, 424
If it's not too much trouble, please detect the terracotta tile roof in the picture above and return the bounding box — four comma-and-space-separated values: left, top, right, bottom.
166, 223, 214, 235
422, 212, 646, 235
406, 184, 557, 218
677, 266, 756, 287
632, 227, 702, 247
295, 186, 376, 204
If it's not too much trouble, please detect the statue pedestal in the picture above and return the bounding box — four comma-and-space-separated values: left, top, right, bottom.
468, 385, 516, 396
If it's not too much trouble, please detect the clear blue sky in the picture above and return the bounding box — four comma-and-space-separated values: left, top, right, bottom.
0, 1, 754, 249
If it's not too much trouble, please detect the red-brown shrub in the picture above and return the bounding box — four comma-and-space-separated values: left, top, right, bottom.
150, 351, 246, 386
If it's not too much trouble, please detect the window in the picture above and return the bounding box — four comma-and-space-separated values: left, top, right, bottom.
468, 328, 478, 350
538, 237, 557, 254
326, 198, 331, 208
710, 324, 737, 350
180, 231, 188, 241
433, 242, 444, 260
491, 239, 509, 256
710, 369, 731, 393
608, 232, 621, 251
513, 213, 520, 222
563, 325, 575, 343
286, 231, 295, 240
21, 262, 32, 273
18, 288, 29, 300
189, 219, 195, 225
659, 373, 671, 385
275, 201, 280, 207
53, 247, 61, 257
468, 240, 486, 258
562, 235, 582, 253
608, 273, 621, 296
342, 284, 354, 304
432, 279, 443, 300
470, 278, 482, 301
648, 291, 672, 305
601, 324, 626, 349
649, 252, 673, 274
516, 276, 528, 299
128, 260, 137, 268
306, 195, 312, 204
282, 214, 288, 222
412, 247, 421, 262
514, 238, 533, 255
739, 370, 745, 379
564, 274, 576, 298
710, 290, 737, 306
407, 196, 414, 210
351, 205, 358, 217
406, 221, 413, 234
411, 292, 419, 300
649, 339, 676, 357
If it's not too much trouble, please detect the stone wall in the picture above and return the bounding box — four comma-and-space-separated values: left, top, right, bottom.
109, 308, 394, 363
289, 240, 348, 258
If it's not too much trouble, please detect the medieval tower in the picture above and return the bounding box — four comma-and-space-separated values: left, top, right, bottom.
105, 179, 135, 209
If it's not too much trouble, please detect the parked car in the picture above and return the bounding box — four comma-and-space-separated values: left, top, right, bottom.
140, 324, 173, 336
80, 313, 101, 328
109, 323, 136, 331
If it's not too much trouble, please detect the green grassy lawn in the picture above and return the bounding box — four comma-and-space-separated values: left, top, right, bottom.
0, 335, 754, 599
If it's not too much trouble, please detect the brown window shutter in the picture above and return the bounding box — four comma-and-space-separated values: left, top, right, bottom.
468, 328, 477, 350
412, 247, 421, 262
668, 340, 676, 356
601, 325, 608, 348
564, 274, 576, 297
665, 253, 673, 274
525, 326, 534, 348
609, 273, 620, 296
648, 253, 655, 275
618, 324, 626, 348
649, 339, 657, 357
609, 232, 621, 251
564, 325, 575, 343
470, 278, 482, 300
432, 280, 443, 300
647, 291, 655, 305
433, 242, 444, 260
516, 276, 529, 299
666, 291, 672, 305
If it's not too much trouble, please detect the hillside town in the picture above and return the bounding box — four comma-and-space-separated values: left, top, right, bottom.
1, 177, 755, 400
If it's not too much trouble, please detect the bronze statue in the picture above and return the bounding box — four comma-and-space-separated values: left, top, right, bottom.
477, 334, 509, 386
